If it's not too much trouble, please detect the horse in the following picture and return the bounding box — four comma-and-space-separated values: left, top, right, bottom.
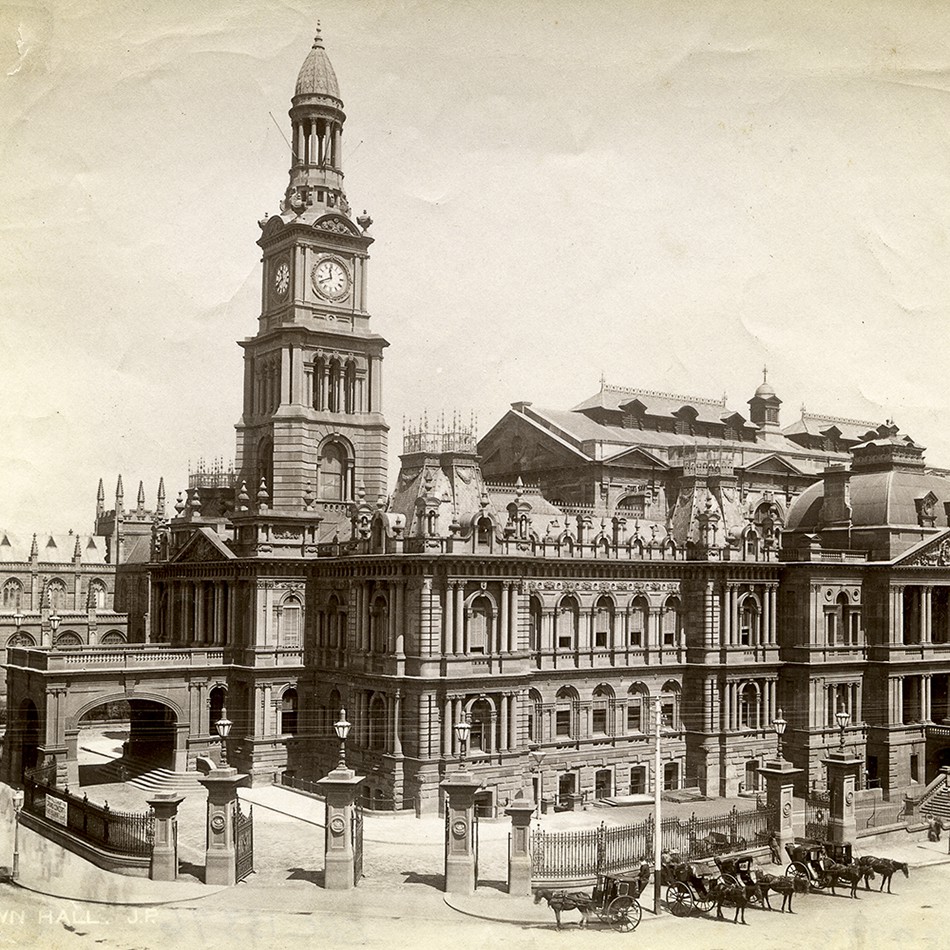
533, 887, 594, 930
754, 872, 810, 913
855, 856, 909, 894
824, 861, 867, 899
708, 880, 756, 924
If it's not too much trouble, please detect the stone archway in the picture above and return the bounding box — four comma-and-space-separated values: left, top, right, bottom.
11, 698, 40, 780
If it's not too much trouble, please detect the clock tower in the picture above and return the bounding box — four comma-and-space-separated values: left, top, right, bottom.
235, 26, 389, 539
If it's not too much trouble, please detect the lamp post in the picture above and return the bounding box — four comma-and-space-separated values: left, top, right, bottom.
455, 715, 471, 771
529, 746, 546, 816
215, 707, 233, 767
334, 707, 351, 771
49, 612, 61, 636
12, 609, 23, 630
772, 707, 788, 762
11, 788, 23, 880
835, 703, 851, 753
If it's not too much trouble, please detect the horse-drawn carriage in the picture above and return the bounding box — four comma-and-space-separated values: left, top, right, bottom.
784, 840, 832, 889
534, 867, 648, 931
662, 856, 719, 916
715, 855, 762, 906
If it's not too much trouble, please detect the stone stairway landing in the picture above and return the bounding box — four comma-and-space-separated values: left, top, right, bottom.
80, 746, 204, 794
922, 785, 950, 821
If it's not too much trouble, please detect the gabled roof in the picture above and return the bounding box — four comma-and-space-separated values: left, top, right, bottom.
783, 412, 880, 443
739, 453, 806, 477
170, 527, 236, 563
572, 384, 735, 427
602, 445, 670, 470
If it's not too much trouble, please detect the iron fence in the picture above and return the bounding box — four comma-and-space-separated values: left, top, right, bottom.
805, 789, 831, 840
23, 771, 153, 858
279, 771, 325, 800
530, 804, 776, 881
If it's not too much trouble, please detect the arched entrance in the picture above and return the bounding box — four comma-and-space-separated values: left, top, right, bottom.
16, 699, 40, 777
76, 697, 179, 785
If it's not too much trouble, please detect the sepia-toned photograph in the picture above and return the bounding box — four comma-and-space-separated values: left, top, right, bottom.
0, 2, 948, 947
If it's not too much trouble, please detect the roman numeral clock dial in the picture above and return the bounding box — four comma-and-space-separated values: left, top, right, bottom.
311, 256, 350, 302
273, 260, 290, 297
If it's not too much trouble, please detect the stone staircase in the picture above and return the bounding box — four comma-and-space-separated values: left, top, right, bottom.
921, 784, 950, 821
81, 747, 204, 794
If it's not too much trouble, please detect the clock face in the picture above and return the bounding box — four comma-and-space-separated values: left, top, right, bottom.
311, 257, 350, 301
274, 261, 290, 297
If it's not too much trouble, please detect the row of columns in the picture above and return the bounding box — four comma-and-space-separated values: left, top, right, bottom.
890, 585, 950, 644
441, 694, 520, 756
721, 584, 777, 646
823, 681, 861, 726
443, 582, 520, 655
306, 359, 362, 414
722, 677, 778, 731
293, 117, 341, 169
889, 673, 938, 723
157, 581, 234, 647
253, 359, 280, 416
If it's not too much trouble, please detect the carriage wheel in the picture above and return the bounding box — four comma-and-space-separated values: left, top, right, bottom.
693, 888, 716, 915
608, 896, 641, 932
786, 861, 809, 882
721, 873, 740, 889
667, 882, 693, 917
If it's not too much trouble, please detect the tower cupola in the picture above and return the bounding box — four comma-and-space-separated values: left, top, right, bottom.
748, 367, 782, 431
283, 24, 349, 217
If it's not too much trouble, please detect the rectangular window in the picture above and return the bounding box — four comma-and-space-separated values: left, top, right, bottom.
661, 700, 675, 730
825, 611, 836, 645
595, 626, 608, 648
558, 631, 573, 649
556, 710, 571, 737
630, 766, 646, 795
629, 614, 644, 647
627, 703, 642, 733
592, 708, 608, 735
662, 613, 676, 646
663, 762, 679, 791
911, 753, 920, 783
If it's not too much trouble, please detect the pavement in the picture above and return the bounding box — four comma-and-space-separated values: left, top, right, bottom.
8, 726, 950, 923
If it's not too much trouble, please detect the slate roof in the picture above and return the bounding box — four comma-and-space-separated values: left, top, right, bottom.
782, 412, 880, 443
0, 532, 110, 564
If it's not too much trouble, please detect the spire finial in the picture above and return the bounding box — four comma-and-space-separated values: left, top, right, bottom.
599, 372, 606, 391
762, 365, 768, 384
313, 20, 324, 49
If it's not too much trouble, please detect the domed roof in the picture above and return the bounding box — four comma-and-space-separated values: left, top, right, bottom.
754, 380, 776, 398
295, 26, 341, 101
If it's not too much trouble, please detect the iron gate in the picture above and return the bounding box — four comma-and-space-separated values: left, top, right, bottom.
234, 802, 254, 882
805, 789, 831, 840
352, 802, 364, 885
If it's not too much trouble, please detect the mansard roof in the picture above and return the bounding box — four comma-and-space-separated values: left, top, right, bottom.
0, 532, 109, 564
572, 384, 746, 427
782, 411, 881, 443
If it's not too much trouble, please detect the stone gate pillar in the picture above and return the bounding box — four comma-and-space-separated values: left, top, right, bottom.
316, 764, 365, 890
147, 793, 185, 882
757, 757, 803, 848
823, 750, 863, 845
440, 770, 482, 895
198, 768, 249, 885
505, 789, 535, 896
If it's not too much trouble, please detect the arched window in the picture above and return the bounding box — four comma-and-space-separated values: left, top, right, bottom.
281, 688, 298, 735
2, 579, 22, 609
101, 630, 125, 645
344, 361, 356, 413
739, 683, 760, 729
592, 685, 614, 735
279, 595, 302, 648
627, 684, 648, 733
370, 596, 388, 654
556, 596, 579, 650
617, 495, 646, 519
468, 698, 493, 752
527, 689, 543, 743
466, 595, 493, 654
594, 596, 614, 649
662, 596, 681, 647
661, 681, 681, 729
209, 685, 227, 732
744, 528, 759, 560
7, 631, 34, 647
628, 596, 649, 648
369, 694, 386, 750
476, 518, 493, 549
46, 580, 67, 612
328, 359, 341, 413
88, 580, 107, 610
318, 441, 348, 500
257, 435, 274, 496
739, 597, 760, 646
555, 687, 576, 738
54, 630, 82, 648
313, 355, 326, 410
528, 597, 543, 652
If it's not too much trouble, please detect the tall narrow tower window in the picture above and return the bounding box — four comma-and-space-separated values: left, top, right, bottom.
318, 441, 347, 500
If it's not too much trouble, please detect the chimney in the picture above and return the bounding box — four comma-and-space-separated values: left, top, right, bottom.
819, 464, 852, 527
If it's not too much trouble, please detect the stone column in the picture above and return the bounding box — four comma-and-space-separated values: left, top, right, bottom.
316, 763, 365, 890
441, 769, 483, 894
505, 790, 535, 895
757, 757, 803, 847
198, 769, 250, 885
147, 793, 185, 882
823, 750, 863, 845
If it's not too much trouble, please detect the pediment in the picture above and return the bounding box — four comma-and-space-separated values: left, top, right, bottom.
739, 453, 804, 477
603, 446, 669, 471
895, 529, 950, 567
313, 214, 361, 236
171, 527, 235, 563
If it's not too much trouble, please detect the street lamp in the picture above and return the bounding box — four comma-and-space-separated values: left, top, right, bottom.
215, 706, 233, 766
49, 612, 61, 634
334, 707, 351, 770
11, 789, 23, 880
772, 707, 788, 762
454, 715, 471, 771
529, 746, 546, 816
835, 703, 851, 752
12, 609, 23, 629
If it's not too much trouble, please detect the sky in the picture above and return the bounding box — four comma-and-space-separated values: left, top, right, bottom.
2, 0, 950, 537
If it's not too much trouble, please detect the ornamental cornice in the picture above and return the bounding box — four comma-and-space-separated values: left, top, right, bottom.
527, 579, 680, 593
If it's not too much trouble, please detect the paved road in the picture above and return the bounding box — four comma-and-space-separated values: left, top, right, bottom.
2, 857, 946, 950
